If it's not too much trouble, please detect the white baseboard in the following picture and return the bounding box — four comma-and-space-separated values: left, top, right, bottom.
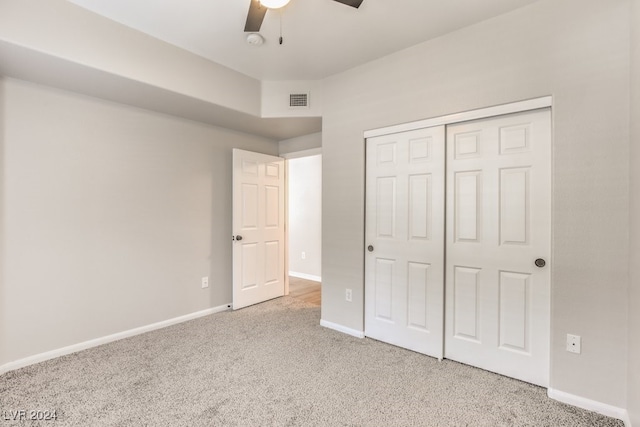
625, 413, 634, 427
289, 271, 322, 282
548, 388, 630, 426
320, 319, 364, 338
0, 304, 231, 376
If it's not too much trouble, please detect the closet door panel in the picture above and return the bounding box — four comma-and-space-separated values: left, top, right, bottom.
365, 126, 445, 359
444, 109, 551, 387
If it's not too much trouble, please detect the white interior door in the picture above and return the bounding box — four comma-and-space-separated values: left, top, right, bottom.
444, 109, 551, 386
232, 149, 285, 310
365, 126, 445, 358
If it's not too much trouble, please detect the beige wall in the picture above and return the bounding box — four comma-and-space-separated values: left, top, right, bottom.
0, 78, 277, 366
321, 0, 630, 408
0, 77, 5, 365
629, 0, 640, 424
0, 0, 261, 116
279, 132, 322, 156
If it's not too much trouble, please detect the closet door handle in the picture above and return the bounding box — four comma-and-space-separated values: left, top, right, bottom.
367, 245, 374, 252
235, 235, 243, 241
534, 258, 546, 268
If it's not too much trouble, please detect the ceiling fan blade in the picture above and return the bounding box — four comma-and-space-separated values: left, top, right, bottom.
332, 0, 364, 8
244, 0, 267, 32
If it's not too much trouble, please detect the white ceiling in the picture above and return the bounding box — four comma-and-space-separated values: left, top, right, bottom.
68, 0, 540, 81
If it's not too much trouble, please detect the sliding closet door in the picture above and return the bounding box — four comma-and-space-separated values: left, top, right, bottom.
444, 109, 551, 386
364, 126, 445, 359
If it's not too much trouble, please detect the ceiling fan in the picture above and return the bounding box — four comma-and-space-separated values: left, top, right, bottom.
244, 0, 364, 33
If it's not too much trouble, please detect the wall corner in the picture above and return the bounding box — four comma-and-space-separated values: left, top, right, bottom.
628, 0, 640, 425
0, 76, 6, 367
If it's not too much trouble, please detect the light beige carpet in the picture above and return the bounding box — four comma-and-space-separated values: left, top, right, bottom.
0, 297, 624, 426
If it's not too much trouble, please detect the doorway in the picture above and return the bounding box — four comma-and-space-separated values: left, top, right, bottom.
286, 152, 322, 307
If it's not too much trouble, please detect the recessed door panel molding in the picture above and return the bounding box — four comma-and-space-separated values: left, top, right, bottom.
409, 137, 432, 163
242, 160, 259, 175
500, 167, 530, 246
377, 141, 397, 166
233, 149, 285, 310
365, 126, 445, 359
454, 131, 481, 159
499, 123, 531, 155
265, 162, 280, 178
375, 258, 395, 321
264, 241, 280, 285
454, 171, 482, 242
409, 174, 431, 240
241, 243, 258, 290
376, 177, 397, 238
264, 185, 280, 228
445, 109, 551, 387
453, 266, 481, 341
241, 183, 259, 230
407, 262, 430, 331
499, 271, 531, 353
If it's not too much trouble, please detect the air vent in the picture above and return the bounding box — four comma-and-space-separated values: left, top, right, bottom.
289, 93, 310, 109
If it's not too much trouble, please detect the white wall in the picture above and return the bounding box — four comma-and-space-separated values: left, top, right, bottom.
629, 0, 640, 424
288, 155, 322, 280
321, 0, 630, 409
0, 78, 278, 366
279, 132, 322, 156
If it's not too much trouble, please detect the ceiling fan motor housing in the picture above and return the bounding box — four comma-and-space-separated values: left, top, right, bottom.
244, 0, 364, 33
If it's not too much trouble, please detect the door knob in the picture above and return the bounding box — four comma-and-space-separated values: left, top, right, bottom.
236, 235, 243, 241
367, 245, 374, 252
534, 258, 546, 268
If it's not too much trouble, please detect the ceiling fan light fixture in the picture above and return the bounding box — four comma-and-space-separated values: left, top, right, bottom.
259, 0, 290, 9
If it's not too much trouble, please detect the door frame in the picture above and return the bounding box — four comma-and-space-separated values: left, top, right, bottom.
362, 95, 553, 378
281, 147, 323, 297
364, 97, 552, 139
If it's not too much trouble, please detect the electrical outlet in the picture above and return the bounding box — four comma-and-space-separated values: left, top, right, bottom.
345, 288, 352, 302
301, 252, 306, 259
201, 277, 209, 289
566, 334, 581, 354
